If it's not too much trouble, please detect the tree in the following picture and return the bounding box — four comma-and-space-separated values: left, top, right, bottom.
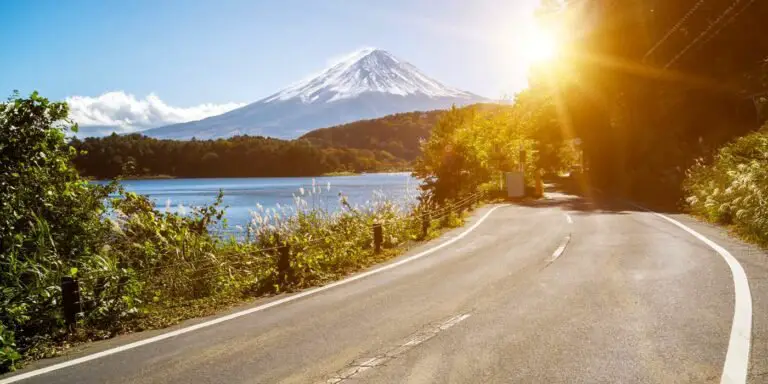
0, 92, 113, 370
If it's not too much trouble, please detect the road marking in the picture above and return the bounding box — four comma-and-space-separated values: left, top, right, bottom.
323, 313, 471, 383
549, 234, 571, 263
565, 213, 573, 224
625, 202, 752, 384
0, 207, 506, 384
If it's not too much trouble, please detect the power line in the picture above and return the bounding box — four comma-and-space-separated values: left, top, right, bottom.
664, 0, 746, 69
642, 0, 709, 63
700, 0, 757, 47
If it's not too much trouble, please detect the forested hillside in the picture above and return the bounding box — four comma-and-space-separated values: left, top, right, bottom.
72, 134, 405, 179
72, 110, 459, 179
300, 110, 445, 160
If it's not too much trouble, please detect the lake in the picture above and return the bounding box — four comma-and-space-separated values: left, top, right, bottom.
108, 173, 421, 228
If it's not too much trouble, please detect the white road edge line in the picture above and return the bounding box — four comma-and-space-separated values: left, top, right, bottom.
0, 205, 508, 384
628, 202, 752, 384
565, 213, 573, 224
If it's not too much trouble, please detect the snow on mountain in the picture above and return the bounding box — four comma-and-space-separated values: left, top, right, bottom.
142, 48, 485, 140
264, 48, 473, 103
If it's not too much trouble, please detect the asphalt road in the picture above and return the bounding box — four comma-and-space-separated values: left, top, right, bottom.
3, 190, 767, 383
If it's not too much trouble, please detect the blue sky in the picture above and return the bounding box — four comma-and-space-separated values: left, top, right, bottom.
1, 0, 541, 130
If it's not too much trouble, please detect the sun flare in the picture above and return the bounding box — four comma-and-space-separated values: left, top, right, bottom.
522, 27, 560, 65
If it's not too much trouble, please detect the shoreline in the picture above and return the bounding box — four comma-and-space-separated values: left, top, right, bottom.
90, 170, 413, 182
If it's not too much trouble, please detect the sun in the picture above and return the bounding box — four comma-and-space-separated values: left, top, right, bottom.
522, 27, 560, 65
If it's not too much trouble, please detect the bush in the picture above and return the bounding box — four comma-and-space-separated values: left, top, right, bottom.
0, 92, 476, 372
684, 126, 768, 245
0, 92, 116, 370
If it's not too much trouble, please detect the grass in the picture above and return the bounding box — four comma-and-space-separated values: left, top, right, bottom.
4, 186, 479, 370
684, 127, 768, 248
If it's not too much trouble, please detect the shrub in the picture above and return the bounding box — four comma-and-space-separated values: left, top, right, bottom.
684, 126, 768, 245
0, 92, 475, 372
0, 92, 116, 370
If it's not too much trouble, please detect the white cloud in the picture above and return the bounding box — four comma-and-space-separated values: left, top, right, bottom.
66, 91, 245, 136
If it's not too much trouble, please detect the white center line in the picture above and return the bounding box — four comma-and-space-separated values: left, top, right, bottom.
324, 313, 472, 383
549, 235, 571, 263
565, 213, 573, 224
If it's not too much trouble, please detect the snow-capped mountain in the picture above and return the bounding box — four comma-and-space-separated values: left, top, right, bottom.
142, 48, 485, 140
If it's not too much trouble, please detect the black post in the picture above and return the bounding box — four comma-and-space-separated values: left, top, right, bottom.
421, 213, 430, 239
61, 276, 81, 329
93, 276, 106, 302
373, 223, 383, 254
277, 242, 291, 286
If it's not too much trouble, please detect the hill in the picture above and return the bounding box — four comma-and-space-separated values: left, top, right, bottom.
299, 110, 446, 161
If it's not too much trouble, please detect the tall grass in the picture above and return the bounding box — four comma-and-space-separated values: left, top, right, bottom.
2, 181, 469, 371
0, 92, 475, 372
684, 126, 768, 245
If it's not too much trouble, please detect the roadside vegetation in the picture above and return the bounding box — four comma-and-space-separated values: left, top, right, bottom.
684, 124, 768, 246
0, 92, 474, 372
414, 101, 577, 203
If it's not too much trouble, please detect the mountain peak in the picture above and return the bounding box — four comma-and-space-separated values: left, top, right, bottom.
262, 48, 473, 104
140, 48, 484, 140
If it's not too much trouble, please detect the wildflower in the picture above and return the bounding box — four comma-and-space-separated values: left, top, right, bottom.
299, 187, 305, 196
177, 204, 187, 216
164, 199, 172, 213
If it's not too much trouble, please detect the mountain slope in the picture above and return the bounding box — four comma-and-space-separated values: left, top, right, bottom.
142, 48, 485, 140
300, 110, 445, 161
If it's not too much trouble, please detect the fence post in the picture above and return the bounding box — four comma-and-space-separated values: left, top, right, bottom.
373, 223, 383, 254
277, 242, 291, 286
421, 213, 430, 239
61, 276, 81, 329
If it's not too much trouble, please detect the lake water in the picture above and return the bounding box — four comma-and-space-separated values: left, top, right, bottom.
109, 173, 421, 228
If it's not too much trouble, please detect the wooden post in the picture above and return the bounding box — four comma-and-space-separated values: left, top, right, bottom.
373, 223, 383, 254
93, 277, 106, 301
61, 276, 81, 329
421, 213, 430, 239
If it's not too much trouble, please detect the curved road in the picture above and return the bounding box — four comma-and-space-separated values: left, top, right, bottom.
2, 191, 767, 383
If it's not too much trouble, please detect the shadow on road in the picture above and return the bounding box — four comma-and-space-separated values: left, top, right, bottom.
507, 175, 683, 215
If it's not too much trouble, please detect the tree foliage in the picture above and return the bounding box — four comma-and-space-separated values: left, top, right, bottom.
539, 0, 768, 200
685, 123, 768, 245
413, 100, 570, 202
300, 110, 445, 161
0, 92, 113, 370
71, 134, 406, 179
0, 92, 477, 371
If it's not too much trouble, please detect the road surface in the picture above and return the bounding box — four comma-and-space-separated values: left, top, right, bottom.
2, 190, 767, 383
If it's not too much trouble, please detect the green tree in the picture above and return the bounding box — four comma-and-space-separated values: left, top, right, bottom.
0, 92, 114, 370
